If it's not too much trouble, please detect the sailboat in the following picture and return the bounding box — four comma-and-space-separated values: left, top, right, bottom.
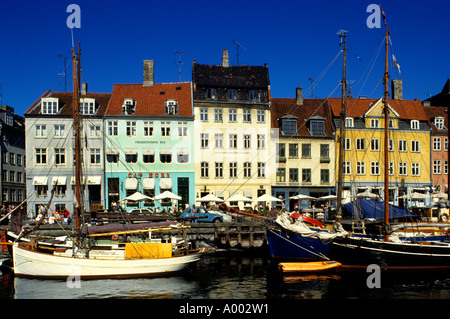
11, 43, 205, 279
329, 7, 450, 271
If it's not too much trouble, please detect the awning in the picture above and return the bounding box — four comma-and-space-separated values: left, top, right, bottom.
244, 190, 253, 198
70, 176, 86, 185
106, 148, 119, 155
142, 178, 155, 189
160, 149, 172, 155
125, 178, 138, 190
142, 148, 155, 155
160, 178, 172, 189
125, 148, 138, 154
177, 148, 189, 155
33, 176, 48, 186
86, 176, 101, 185
215, 190, 225, 198
51, 176, 67, 185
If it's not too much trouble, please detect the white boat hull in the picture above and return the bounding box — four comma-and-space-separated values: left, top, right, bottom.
12, 243, 202, 279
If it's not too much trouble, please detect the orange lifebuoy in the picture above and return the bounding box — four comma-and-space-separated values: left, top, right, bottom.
111, 234, 119, 241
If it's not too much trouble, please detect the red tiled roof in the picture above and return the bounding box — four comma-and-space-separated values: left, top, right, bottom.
327, 97, 429, 121
25, 91, 111, 116
423, 106, 449, 133
105, 82, 192, 116
271, 98, 334, 136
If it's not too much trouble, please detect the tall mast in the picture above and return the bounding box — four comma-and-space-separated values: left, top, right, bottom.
72, 42, 83, 233
382, 11, 390, 242
336, 30, 347, 221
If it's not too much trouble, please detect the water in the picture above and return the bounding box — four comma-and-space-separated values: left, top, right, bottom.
3, 253, 450, 300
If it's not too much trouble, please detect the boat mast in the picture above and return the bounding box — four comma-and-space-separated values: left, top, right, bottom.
336, 30, 347, 221
72, 43, 83, 234
382, 9, 390, 242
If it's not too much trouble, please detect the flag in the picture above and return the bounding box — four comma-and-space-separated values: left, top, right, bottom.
392, 54, 401, 74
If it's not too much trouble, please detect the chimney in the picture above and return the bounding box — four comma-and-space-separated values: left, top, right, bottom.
222, 49, 229, 67
391, 79, 403, 100
81, 82, 88, 96
296, 87, 303, 105
143, 60, 154, 86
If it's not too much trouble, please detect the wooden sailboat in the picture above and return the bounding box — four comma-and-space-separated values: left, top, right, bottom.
12, 43, 205, 279
330, 7, 450, 271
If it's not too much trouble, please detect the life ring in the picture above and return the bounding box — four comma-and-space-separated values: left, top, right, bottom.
111, 234, 119, 241
440, 213, 449, 223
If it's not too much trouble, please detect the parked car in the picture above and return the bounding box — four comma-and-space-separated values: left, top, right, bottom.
127, 208, 153, 214
180, 206, 230, 223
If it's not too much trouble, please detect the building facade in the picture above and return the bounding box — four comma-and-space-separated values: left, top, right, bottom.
330, 94, 432, 208
192, 50, 272, 209
103, 60, 195, 212
0, 105, 26, 208
270, 89, 336, 210
24, 90, 110, 218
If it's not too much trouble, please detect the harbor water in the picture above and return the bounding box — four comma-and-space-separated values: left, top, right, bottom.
2, 253, 450, 300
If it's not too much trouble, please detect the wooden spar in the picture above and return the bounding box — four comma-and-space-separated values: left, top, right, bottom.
218, 203, 272, 221
336, 30, 347, 221
86, 226, 191, 238
382, 14, 390, 242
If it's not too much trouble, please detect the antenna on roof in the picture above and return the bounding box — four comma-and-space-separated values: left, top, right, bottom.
233, 40, 246, 65
308, 77, 317, 98
175, 51, 190, 81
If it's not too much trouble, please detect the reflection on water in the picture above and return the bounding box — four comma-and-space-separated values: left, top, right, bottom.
3, 254, 450, 299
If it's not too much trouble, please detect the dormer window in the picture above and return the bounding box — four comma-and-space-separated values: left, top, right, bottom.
80, 98, 96, 115
249, 90, 259, 101
122, 98, 135, 115
206, 88, 217, 100
435, 117, 445, 130
41, 98, 59, 114
280, 115, 298, 135
310, 117, 325, 136
345, 117, 354, 128
165, 99, 178, 116
228, 89, 238, 100
410, 120, 419, 130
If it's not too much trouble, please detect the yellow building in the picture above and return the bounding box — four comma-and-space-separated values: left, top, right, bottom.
329, 97, 432, 207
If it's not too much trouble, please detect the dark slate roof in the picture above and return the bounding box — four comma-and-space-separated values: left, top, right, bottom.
424, 78, 450, 107
192, 63, 270, 89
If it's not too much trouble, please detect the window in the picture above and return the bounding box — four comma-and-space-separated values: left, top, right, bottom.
370, 139, 379, 151
244, 134, 251, 149
17, 154, 22, 166
356, 162, 366, 175
243, 109, 251, 123
36, 124, 47, 137
126, 121, 136, 136
433, 137, 441, 151
143, 152, 155, 163
215, 133, 223, 148
107, 153, 119, 164
257, 134, 265, 149
277, 143, 286, 158
201, 162, 209, 178
289, 143, 298, 158
9, 153, 15, 165
243, 162, 251, 178
345, 117, 354, 127
160, 150, 172, 163
310, 120, 325, 135
411, 163, 420, 176
55, 148, 65, 165
356, 138, 366, 151
80, 98, 95, 115
371, 162, 380, 175
90, 148, 101, 164
122, 99, 135, 115
56, 185, 67, 197
320, 144, 330, 160
434, 160, 442, 174
161, 121, 171, 137
143, 121, 154, 136
214, 109, 223, 122
343, 161, 351, 175
206, 88, 217, 100
229, 109, 237, 122
229, 134, 237, 148
178, 122, 187, 136
35, 185, 48, 196
435, 117, 445, 130
228, 89, 237, 100
54, 125, 65, 137
282, 119, 297, 135
388, 162, 394, 175
399, 162, 407, 175
302, 169, 311, 183
344, 138, 351, 150
41, 98, 59, 114
411, 140, 420, 152
445, 161, 448, 175
257, 110, 265, 123
215, 162, 223, 178
257, 162, 265, 178
9, 171, 14, 183
200, 108, 208, 121
229, 162, 237, 178
388, 139, 394, 152
201, 133, 209, 148
411, 120, 419, 129
108, 121, 118, 136
289, 168, 298, 182
321, 169, 330, 184
302, 143, 311, 158
370, 119, 379, 128
2, 153, 6, 164
126, 153, 138, 163
249, 90, 259, 101
276, 168, 286, 183
445, 138, 448, 151
89, 125, 101, 137
165, 99, 178, 116
399, 140, 407, 152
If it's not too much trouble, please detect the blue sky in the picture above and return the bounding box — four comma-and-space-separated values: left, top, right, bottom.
0, 0, 448, 115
